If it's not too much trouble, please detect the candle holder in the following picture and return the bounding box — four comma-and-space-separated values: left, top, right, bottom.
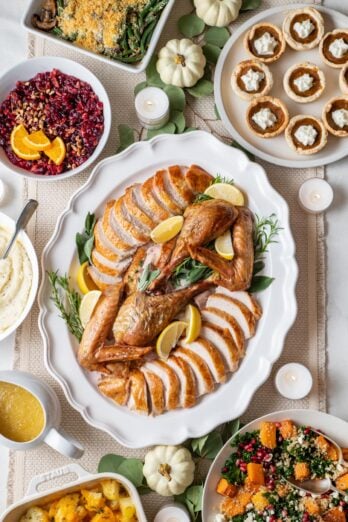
298, 178, 333, 214
135, 86, 170, 130
275, 363, 313, 400
154, 503, 191, 522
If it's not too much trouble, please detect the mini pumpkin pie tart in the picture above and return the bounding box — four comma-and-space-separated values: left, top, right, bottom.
283, 7, 324, 51
246, 96, 289, 138
283, 62, 325, 104
322, 96, 348, 137
339, 63, 348, 94
320, 29, 348, 68
244, 23, 286, 64
285, 115, 328, 155
231, 60, 273, 101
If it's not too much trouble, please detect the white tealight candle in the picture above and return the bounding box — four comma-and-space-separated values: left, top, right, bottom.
135, 87, 170, 130
275, 363, 313, 400
298, 178, 333, 214
154, 503, 191, 522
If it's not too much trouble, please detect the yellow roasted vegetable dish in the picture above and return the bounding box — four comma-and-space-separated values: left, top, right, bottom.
19, 480, 138, 522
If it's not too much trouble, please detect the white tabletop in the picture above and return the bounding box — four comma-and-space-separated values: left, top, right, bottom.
0, 0, 347, 512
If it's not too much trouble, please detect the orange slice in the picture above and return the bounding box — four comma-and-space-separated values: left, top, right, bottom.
23, 130, 52, 151
10, 125, 41, 161
44, 137, 66, 166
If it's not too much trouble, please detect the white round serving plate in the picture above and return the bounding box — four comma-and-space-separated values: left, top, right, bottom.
0, 57, 111, 181
215, 5, 348, 168
38, 131, 298, 448
202, 409, 348, 522
0, 211, 39, 342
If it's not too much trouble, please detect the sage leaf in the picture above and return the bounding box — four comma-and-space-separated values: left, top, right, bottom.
147, 122, 176, 139
205, 27, 230, 48
83, 236, 94, 263
178, 14, 205, 38
117, 124, 134, 153
117, 458, 144, 488
134, 81, 148, 96
214, 104, 221, 119
146, 56, 165, 87
249, 275, 274, 293
171, 110, 186, 133
164, 85, 186, 111
98, 454, 126, 474
202, 44, 221, 64
187, 79, 214, 98
75, 212, 96, 264
241, 0, 262, 11
253, 260, 265, 275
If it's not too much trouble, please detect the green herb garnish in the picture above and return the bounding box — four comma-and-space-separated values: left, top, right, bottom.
75, 212, 96, 265
48, 271, 84, 342
171, 257, 213, 288
137, 264, 161, 292
253, 213, 282, 259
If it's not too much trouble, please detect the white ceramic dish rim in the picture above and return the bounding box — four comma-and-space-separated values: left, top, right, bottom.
38, 130, 298, 448
0, 56, 111, 182
21, 0, 176, 74
0, 212, 39, 343
214, 4, 348, 169
0, 463, 146, 522
202, 409, 348, 522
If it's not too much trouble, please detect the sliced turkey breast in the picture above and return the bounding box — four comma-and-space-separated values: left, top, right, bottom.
207, 293, 256, 339
123, 185, 155, 232
165, 165, 194, 209
91, 250, 132, 277
175, 346, 214, 395
166, 355, 196, 408
88, 266, 123, 290
102, 201, 134, 251
184, 165, 214, 194
143, 360, 180, 411
127, 369, 149, 415
94, 220, 130, 262
112, 199, 147, 246
181, 337, 226, 384
142, 369, 165, 416
98, 375, 130, 406
140, 177, 171, 222
201, 307, 245, 356
216, 288, 262, 320
153, 169, 182, 215
200, 322, 240, 372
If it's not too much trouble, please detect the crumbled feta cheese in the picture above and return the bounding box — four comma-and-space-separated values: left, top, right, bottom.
214, 515, 226, 522
252, 108, 277, 130
293, 73, 314, 93
254, 32, 278, 56
241, 69, 265, 92
293, 19, 315, 39
294, 125, 318, 146
332, 108, 348, 128
329, 38, 348, 59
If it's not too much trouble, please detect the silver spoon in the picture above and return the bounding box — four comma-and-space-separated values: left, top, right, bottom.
1, 200, 38, 259
283, 428, 348, 497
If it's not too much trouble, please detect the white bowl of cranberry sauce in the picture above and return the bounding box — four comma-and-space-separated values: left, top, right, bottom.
0, 57, 111, 180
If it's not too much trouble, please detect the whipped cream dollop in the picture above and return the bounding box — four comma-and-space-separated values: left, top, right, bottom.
294, 125, 318, 146
241, 69, 265, 92
252, 108, 277, 130
293, 73, 314, 93
332, 108, 348, 128
293, 19, 315, 39
254, 32, 278, 56
329, 38, 348, 59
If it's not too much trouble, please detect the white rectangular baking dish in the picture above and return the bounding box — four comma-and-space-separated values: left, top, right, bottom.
0, 464, 147, 522
21, 0, 176, 74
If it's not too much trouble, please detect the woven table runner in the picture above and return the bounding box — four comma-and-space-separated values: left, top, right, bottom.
8, 0, 326, 519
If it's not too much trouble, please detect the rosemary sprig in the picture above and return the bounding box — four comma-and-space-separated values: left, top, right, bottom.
253, 213, 283, 259
194, 174, 234, 203
137, 263, 161, 292
48, 271, 84, 342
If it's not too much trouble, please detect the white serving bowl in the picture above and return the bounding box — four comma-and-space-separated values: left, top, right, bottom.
0, 57, 111, 181
0, 212, 39, 342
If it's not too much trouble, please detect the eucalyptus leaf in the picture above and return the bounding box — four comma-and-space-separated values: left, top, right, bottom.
187, 79, 214, 98
186, 485, 203, 512
147, 122, 176, 139
146, 56, 165, 87
164, 85, 186, 111
241, 0, 262, 11
205, 27, 230, 48
171, 110, 186, 133
214, 104, 221, 120
221, 419, 241, 443
249, 275, 275, 293
117, 124, 135, 153
98, 454, 126, 474
202, 431, 223, 459
202, 44, 221, 65
178, 13, 205, 38
117, 458, 144, 488
184, 127, 198, 133
134, 81, 148, 96
137, 485, 152, 495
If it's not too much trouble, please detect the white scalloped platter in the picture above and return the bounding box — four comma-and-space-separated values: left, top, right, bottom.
38, 131, 298, 448
202, 409, 348, 522
215, 5, 348, 168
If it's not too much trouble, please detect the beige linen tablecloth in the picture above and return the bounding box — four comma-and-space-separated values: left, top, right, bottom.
8, 0, 326, 519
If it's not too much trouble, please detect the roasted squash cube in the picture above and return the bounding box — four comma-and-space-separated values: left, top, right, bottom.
294, 462, 310, 482
247, 463, 265, 485
216, 478, 229, 496
82, 490, 105, 511
303, 497, 320, 515
327, 444, 339, 461
221, 490, 253, 518
91, 506, 116, 522
316, 435, 330, 453
323, 507, 346, 522
260, 421, 277, 449
336, 472, 348, 491
279, 420, 296, 439
252, 490, 268, 512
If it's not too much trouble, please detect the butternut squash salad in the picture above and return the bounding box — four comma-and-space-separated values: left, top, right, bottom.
216, 420, 348, 521
19, 480, 138, 522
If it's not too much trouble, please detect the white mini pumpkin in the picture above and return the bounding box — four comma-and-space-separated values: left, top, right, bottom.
156, 39, 206, 88
194, 0, 242, 27
143, 445, 195, 496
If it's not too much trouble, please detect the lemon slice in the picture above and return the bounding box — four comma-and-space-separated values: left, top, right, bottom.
23, 130, 52, 151
215, 230, 234, 260
150, 216, 184, 244
204, 183, 245, 206
183, 304, 201, 343
10, 125, 41, 161
44, 137, 66, 166
156, 321, 188, 360
79, 290, 102, 328
77, 261, 98, 294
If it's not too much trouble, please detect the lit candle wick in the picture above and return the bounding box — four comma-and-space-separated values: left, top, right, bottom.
285, 372, 297, 383
146, 100, 154, 107
310, 191, 321, 203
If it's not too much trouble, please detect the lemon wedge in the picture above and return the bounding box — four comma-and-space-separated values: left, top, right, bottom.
150, 216, 184, 244
183, 304, 201, 343
156, 321, 188, 360
77, 261, 98, 294
204, 182, 245, 206
79, 290, 102, 328
215, 230, 234, 260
